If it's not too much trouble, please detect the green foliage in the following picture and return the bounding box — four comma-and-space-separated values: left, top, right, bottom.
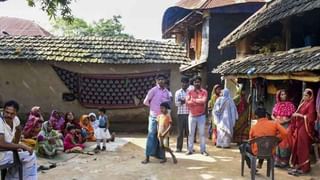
51, 15, 133, 38
51, 17, 91, 36
26, 0, 74, 21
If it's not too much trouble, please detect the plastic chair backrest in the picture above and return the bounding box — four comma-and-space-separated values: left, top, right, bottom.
251, 136, 279, 159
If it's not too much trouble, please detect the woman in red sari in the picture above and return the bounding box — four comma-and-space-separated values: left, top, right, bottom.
62, 112, 86, 144
288, 88, 316, 176
22, 106, 45, 148
272, 89, 296, 168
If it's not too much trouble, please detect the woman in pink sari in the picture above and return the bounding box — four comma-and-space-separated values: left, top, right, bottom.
63, 125, 85, 153
272, 90, 296, 168
48, 110, 65, 132
288, 88, 316, 176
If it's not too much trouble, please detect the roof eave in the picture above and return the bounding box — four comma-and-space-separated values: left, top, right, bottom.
218, 2, 268, 49
162, 11, 203, 39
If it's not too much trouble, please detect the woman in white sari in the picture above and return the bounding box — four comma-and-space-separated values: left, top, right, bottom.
213, 89, 238, 148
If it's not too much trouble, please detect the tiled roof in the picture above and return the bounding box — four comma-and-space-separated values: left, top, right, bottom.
0, 36, 190, 64
0, 17, 52, 36
213, 47, 320, 75
219, 0, 320, 49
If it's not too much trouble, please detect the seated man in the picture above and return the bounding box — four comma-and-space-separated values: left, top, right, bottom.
240, 107, 287, 169
0, 100, 37, 180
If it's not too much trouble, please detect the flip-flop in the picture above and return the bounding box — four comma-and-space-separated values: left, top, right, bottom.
83, 151, 94, 155
49, 163, 57, 169
37, 165, 50, 171
288, 171, 299, 176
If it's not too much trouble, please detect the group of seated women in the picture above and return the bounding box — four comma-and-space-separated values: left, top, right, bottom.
21, 106, 115, 158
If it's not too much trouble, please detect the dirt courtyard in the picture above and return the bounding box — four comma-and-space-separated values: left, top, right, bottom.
38, 134, 320, 180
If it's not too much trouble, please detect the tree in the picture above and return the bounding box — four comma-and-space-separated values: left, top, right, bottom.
0, 0, 74, 21
51, 15, 133, 38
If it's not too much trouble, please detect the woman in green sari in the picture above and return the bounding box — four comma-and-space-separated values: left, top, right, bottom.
36, 121, 64, 157
208, 84, 222, 144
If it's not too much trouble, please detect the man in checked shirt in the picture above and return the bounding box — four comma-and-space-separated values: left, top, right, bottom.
175, 77, 190, 152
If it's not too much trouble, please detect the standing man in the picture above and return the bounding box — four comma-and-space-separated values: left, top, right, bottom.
175, 77, 190, 152
0, 100, 38, 179
186, 76, 209, 156
142, 74, 171, 164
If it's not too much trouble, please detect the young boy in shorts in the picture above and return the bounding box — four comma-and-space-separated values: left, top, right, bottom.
157, 102, 177, 164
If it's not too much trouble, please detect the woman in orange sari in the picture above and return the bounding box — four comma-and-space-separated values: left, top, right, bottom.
233, 87, 249, 144
272, 89, 296, 168
80, 115, 96, 141
288, 88, 316, 176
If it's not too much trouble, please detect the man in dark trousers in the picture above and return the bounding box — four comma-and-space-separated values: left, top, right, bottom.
175, 77, 190, 152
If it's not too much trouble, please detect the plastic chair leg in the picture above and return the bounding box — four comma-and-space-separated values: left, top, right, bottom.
250, 157, 256, 180
267, 159, 271, 177
1, 169, 6, 180
241, 154, 245, 176
313, 144, 320, 162
18, 165, 23, 180
271, 159, 274, 180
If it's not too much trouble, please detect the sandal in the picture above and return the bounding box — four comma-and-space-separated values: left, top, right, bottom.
141, 159, 149, 164
172, 156, 178, 164
288, 169, 302, 176
160, 158, 167, 163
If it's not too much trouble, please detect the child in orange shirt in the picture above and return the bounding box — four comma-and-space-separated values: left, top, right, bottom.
157, 102, 177, 164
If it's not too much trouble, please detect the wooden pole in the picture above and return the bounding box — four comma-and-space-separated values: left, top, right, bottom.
248, 78, 253, 128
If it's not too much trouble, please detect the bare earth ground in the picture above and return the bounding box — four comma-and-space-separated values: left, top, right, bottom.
38, 134, 320, 180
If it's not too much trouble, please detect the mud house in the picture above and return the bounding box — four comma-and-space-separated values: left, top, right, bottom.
0, 36, 189, 131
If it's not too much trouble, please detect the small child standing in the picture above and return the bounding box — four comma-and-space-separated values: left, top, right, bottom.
157, 102, 177, 164
94, 108, 111, 151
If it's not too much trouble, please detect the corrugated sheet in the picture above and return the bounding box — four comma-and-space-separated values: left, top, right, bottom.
175, 0, 266, 9
0, 36, 190, 65
213, 47, 320, 75
175, 0, 207, 9
0, 17, 52, 36
205, 0, 266, 9
219, 0, 320, 49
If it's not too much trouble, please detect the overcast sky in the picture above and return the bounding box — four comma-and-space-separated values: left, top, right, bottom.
0, 0, 180, 40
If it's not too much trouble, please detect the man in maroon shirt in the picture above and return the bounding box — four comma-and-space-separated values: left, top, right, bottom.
186, 76, 208, 156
